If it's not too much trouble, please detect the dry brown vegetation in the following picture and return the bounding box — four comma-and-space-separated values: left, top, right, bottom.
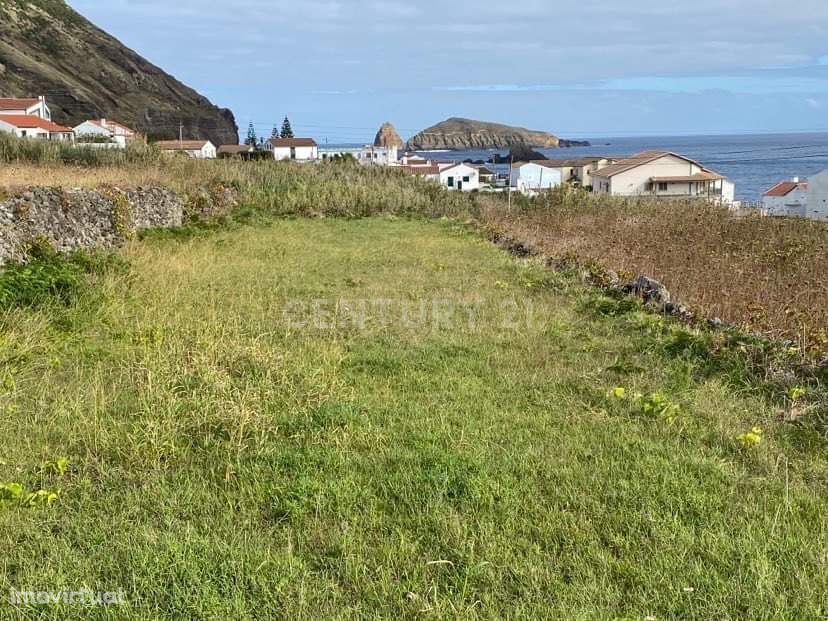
482, 191, 828, 354
2, 140, 827, 355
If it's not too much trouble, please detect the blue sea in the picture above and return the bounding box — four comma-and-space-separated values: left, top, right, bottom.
413, 132, 828, 202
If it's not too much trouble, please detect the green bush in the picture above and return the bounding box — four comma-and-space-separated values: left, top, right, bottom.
0, 240, 126, 309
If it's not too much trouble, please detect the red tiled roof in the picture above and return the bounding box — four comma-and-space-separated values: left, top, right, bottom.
0, 114, 72, 132
268, 138, 317, 147
763, 180, 808, 197
0, 98, 40, 110
402, 164, 440, 176
88, 119, 136, 135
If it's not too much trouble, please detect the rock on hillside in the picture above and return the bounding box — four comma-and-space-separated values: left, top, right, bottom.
373, 122, 403, 148
0, 0, 238, 144
407, 117, 560, 150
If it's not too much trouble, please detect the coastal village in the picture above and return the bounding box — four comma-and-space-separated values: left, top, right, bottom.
2, 95, 827, 220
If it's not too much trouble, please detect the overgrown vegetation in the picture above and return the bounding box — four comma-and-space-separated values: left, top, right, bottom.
0, 219, 825, 618
0, 240, 125, 309
3, 131, 828, 354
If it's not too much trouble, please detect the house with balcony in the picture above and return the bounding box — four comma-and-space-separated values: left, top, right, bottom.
0, 96, 51, 120
591, 151, 734, 204
0, 115, 73, 140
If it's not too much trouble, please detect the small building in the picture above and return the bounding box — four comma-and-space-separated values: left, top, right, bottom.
0, 114, 74, 140
400, 154, 429, 166
510, 161, 562, 194
538, 157, 618, 189
806, 170, 828, 221
0, 96, 51, 120
762, 178, 808, 218
73, 119, 137, 147
439, 162, 479, 191
402, 163, 440, 181
475, 165, 496, 186
217, 144, 257, 159
591, 151, 735, 204
264, 138, 318, 161
154, 139, 217, 159
356, 145, 399, 166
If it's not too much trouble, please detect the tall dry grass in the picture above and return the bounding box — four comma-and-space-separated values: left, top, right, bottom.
2, 133, 827, 352
482, 189, 828, 353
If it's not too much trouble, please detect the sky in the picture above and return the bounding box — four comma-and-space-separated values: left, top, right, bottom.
69, 0, 828, 143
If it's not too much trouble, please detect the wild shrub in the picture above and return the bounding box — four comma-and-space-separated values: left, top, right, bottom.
0, 240, 126, 309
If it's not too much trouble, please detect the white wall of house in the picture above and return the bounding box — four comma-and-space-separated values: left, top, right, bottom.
594, 154, 702, 196
267, 144, 318, 161
0, 119, 49, 139
440, 163, 479, 191
196, 142, 217, 159
357, 145, 399, 166
806, 170, 828, 221
592, 154, 733, 203
510, 163, 562, 193
73, 121, 126, 147
763, 186, 807, 218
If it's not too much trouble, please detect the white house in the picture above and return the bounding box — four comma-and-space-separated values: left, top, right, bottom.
439, 162, 479, 191
539, 157, 618, 189
73, 118, 137, 147
510, 161, 563, 194
0, 114, 74, 140
356, 145, 399, 166
592, 151, 735, 204
762, 178, 808, 218
154, 139, 217, 159
264, 138, 318, 161
0, 96, 51, 120
806, 170, 828, 221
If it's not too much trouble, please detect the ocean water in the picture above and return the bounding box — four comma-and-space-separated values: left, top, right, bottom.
414, 132, 828, 202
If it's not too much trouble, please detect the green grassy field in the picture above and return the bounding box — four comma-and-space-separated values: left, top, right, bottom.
0, 217, 826, 619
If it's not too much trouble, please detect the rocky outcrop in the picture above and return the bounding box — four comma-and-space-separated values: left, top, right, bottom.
407, 117, 560, 150
374, 122, 403, 148
0, 0, 238, 144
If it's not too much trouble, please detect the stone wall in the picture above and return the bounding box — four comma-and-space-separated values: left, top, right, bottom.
0, 185, 237, 265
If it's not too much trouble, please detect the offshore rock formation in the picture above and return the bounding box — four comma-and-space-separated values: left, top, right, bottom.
373, 122, 403, 148
407, 117, 560, 150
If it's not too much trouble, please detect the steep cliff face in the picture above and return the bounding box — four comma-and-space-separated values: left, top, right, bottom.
373, 122, 403, 148
407, 117, 560, 150
0, 0, 238, 144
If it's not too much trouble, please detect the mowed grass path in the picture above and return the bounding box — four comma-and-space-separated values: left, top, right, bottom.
0, 218, 826, 619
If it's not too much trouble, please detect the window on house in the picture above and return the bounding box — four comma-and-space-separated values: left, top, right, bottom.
290, 147, 296, 159
645, 182, 653, 191
462, 176, 470, 183
447, 177, 455, 187
658, 182, 668, 192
